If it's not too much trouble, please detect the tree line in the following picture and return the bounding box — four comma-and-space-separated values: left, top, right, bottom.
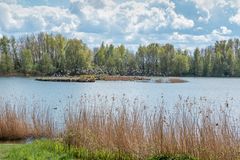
0, 32, 240, 77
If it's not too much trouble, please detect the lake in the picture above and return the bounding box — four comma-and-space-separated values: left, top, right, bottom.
0, 77, 240, 114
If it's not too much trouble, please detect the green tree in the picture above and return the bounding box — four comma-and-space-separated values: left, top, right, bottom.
161, 44, 175, 76
173, 52, 190, 76
40, 53, 54, 75
226, 48, 235, 76
54, 34, 66, 74
0, 36, 13, 73
10, 36, 20, 70
203, 49, 213, 76
0, 54, 14, 73
193, 48, 203, 76
65, 39, 91, 74
21, 49, 33, 74
212, 51, 223, 76
136, 46, 146, 75
94, 42, 106, 67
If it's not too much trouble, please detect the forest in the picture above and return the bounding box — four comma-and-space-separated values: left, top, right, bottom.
0, 32, 239, 77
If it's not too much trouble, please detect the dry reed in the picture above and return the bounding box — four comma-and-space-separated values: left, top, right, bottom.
0, 96, 239, 159
0, 99, 55, 141
63, 97, 240, 160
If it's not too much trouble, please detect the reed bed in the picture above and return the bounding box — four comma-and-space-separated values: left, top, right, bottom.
0, 96, 240, 159
0, 100, 55, 141
63, 97, 240, 160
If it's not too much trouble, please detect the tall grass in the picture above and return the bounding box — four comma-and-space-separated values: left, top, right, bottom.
0, 96, 239, 159
0, 100, 55, 141
63, 97, 240, 160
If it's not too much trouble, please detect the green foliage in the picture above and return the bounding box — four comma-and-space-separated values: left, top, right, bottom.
65, 39, 92, 75
0, 33, 240, 77
0, 54, 14, 73
39, 53, 54, 75
0, 36, 10, 55
193, 48, 203, 76
173, 52, 190, 76
21, 49, 33, 74
202, 49, 212, 76
7, 140, 133, 160
94, 42, 106, 67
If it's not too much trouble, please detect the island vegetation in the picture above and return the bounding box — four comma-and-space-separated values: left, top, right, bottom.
0, 33, 240, 77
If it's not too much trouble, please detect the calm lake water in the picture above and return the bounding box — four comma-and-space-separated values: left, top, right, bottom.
0, 77, 240, 114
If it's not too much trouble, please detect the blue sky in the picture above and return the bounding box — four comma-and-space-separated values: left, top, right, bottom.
0, 0, 240, 51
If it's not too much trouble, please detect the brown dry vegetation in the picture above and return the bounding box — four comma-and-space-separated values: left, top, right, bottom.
155, 78, 188, 83
35, 75, 96, 82
0, 101, 55, 141
63, 98, 240, 160
0, 97, 239, 159
96, 75, 150, 81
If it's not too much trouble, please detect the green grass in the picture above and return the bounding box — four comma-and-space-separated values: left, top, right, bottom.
0, 144, 23, 159
5, 140, 133, 160
6, 140, 76, 160
1, 140, 198, 160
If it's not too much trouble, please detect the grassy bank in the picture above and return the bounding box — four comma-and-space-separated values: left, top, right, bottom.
0, 97, 239, 159
2, 140, 197, 160
0, 144, 23, 159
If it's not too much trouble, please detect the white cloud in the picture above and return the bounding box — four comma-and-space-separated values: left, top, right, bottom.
0, 3, 19, 31
0, 2, 79, 33
149, 0, 176, 8
64, 0, 196, 48
0, 0, 197, 50
169, 31, 232, 50
1, 0, 237, 52
170, 32, 188, 42
70, 0, 194, 35
188, 0, 240, 23
170, 32, 209, 43
212, 26, 232, 35
188, 0, 231, 22
168, 9, 194, 29
228, 0, 240, 8
188, 0, 218, 22
230, 9, 240, 25
0, 0, 17, 4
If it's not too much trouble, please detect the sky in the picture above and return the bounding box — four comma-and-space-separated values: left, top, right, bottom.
0, 0, 240, 51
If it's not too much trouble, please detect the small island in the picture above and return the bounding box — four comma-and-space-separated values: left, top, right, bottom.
35, 75, 188, 83
35, 75, 96, 82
